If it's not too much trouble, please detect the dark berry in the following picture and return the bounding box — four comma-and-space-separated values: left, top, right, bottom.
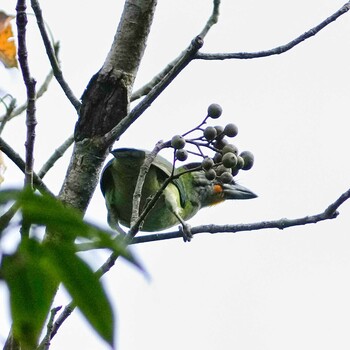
201, 157, 214, 171
213, 152, 222, 164
175, 148, 188, 161
222, 152, 238, 168
222, 144, 238, 155
171, 135, 186, 149
240, 151, 254, 170
207, 103, 223, 119
203, 126, 217, 141
219, 172, 234, 184
205, 169, 216, 181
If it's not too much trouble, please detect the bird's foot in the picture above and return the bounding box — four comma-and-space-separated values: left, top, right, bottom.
179, 223, 193, 242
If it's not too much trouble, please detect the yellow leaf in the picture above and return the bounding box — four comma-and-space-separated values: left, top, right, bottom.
0, 11, 18, 69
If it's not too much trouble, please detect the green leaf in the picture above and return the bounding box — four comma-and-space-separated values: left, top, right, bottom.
0, 188, 142, 269
0, 189, 18, 205
17, 189, 140, 268
44, 241, 115, 346
1, 238, 58, 349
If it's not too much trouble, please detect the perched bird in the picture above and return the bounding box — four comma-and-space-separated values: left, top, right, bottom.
100, 148, 257, 241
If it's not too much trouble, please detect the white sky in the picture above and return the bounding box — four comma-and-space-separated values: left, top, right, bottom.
1, 1, 350, 349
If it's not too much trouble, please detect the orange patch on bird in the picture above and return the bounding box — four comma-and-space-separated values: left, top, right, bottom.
213, 184, 223, 194
210, 184, 225, 205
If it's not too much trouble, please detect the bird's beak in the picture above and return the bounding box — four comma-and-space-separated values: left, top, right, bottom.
222, 183, 257, 200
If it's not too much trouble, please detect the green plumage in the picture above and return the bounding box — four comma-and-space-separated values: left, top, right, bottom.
100, 148, 256, 234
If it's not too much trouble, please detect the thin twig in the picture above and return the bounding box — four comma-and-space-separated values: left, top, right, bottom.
131, 0, 221, 102
36, 306, 62, 350
38, 135, 74, 178
16, 0, 37, 190
0, 68, 55, 122
0, 137, 53, 195
129, 141, 167, 230
198, 0, 220, 38
0, 97, 16, 135
0, 42, 59, 123
42, 303, 75, 346
30, 0, 81, 111
196, 1, 350, 60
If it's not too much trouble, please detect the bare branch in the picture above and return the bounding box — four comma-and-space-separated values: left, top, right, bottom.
39, 303, 75, 348
36, 306, 62, 350
0, 65, 55, 123
38, 135, 74, 178
30, 0, 81, 111
0, 137, 53, 195
198, 0, 220, 38
129, 141, 170, 235
131, 187, 350, 244
196, 1, 350, 60
16, 0, 37, 189
131, 0, 221, 102
0, 97, 16, 135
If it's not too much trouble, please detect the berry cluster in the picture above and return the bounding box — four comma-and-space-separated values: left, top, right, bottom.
170, 103, 254, 183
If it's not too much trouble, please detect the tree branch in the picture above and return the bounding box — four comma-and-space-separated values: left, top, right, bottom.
0, 137, 53, 195
16, 0, 37, 189
128, 141, 170, 236
131, 0, 221, 102
38, 135, 74, 178
0, 65, 55, 123
196, 1, 350, 60
36, 306, 62, 350
131, 187, 350, 244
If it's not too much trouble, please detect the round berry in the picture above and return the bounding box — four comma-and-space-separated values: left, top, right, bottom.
231, 168, 239, 177
175, 148, 188, 161
214, 125, 224, 140
222, 144, 238, 155
203, 126, 217, 141
224, 123, 238, 138
240, 151, 254, 170
236, 155, 245, 169
219, 171, 234, 184
222, 152, 238, 168
213, 152, 222, 164
171, 135, 186, 149
213, 138, 228, 150
201, 157, 214, 171
205, 169, 216, 181
215, 165, 231, 176
207, 103, 223, 119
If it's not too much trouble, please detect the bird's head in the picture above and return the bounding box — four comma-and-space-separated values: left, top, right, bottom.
175, 163, 257, 209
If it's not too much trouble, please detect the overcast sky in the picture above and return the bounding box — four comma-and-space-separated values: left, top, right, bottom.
1, 1, 350, 349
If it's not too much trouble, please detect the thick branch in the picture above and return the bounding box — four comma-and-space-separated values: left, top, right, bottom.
57, 0, 158, 216
196, 1, 350, 60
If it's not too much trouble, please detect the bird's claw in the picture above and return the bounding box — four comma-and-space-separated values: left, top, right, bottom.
179, 223, 193, 242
